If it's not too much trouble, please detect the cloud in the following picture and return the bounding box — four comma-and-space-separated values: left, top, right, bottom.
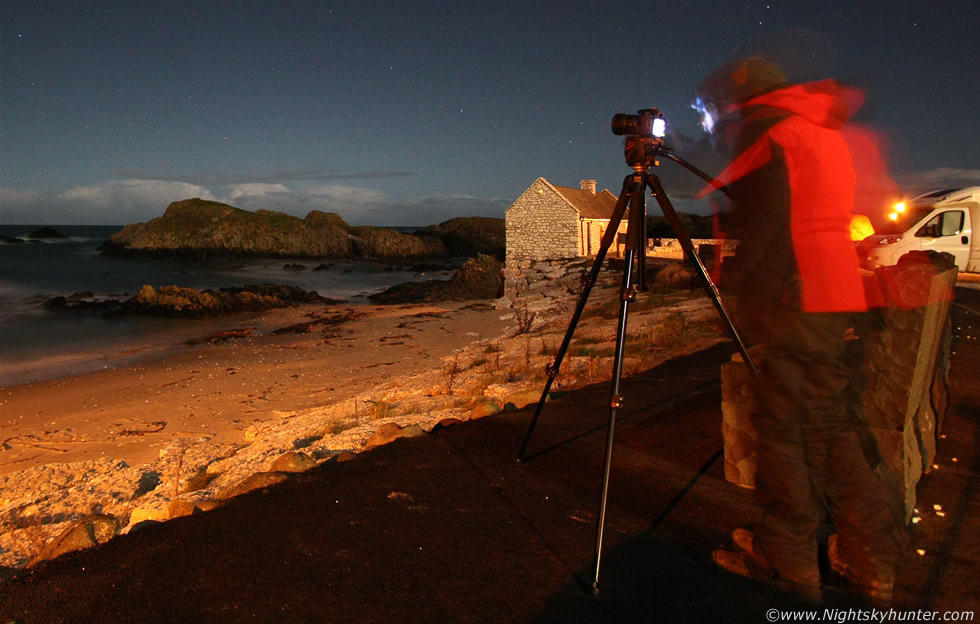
0, 187, 45, 205
221, 183, 291, 204
897, 168, 980, 189
358, 194, 510, 226
57, 180, 215, 208
54, 180, 217, 223
0, 180, 219, 224
1, 169, 507, 226
212, 184, 390, 220
0, 187, 53, 224
303, 185, 389, 204
114, 168, 413, 186
225, 186, 509, 226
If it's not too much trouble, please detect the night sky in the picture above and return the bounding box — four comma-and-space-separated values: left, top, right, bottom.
2, 1, 977, 226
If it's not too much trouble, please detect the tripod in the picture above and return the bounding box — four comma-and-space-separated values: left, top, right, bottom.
516, 149, 759, 594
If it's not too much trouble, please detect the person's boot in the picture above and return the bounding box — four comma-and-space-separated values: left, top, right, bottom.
713, 529, 822, 602
827, 534, 894, 605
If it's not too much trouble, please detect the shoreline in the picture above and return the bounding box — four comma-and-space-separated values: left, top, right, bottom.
0, 298, 520, 570
0, 301, 509, 477
0, 261, 728, 572
0, 227, 465, 387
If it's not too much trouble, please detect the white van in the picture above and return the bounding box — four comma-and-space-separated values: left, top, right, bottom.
859, 186, 980, 273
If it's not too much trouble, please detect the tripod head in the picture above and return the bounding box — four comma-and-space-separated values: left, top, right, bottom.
623, 136, 671, 172
613, 109, 732, 196
611, 108, 668, 172
612, 108, 730, 195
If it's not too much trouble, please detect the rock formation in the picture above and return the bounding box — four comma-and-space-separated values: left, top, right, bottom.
368, 254, 504, 304
28, 227, 68, 239
349, 225, 447, 258
414, 217, 506, 259
43, 283, 337, 318
98, 198, 504, 260
99, 200, 353, 259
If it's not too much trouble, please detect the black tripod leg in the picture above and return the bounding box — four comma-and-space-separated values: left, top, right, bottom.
645, 175, 760, 380
591, 245, 638, 594
635, 190, 648, 292
516, 175, 634, 461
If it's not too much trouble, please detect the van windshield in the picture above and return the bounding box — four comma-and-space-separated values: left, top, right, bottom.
877, 206, 935, 235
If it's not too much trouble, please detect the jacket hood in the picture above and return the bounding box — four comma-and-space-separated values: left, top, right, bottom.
743, 80, 865, 129
695, 57, 788, 111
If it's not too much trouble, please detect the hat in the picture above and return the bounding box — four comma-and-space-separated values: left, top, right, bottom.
695, 57, 788, 111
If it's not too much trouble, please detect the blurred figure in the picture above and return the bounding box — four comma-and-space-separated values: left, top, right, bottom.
694, 57, 907, 603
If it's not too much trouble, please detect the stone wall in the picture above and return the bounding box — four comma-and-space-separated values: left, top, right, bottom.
720, 261, 957, 522
499, 257, 594, 326
506, 179, 580, 261
504, 177, 737, 264
720, 351, 759, 488
580, 219, 610, 257
861, 261, 956, 520
648, 238, 738, 265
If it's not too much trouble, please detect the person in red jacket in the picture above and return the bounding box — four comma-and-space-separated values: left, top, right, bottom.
694, 57, 907, 603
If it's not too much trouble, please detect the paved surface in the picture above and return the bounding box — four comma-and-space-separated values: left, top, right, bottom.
1, 289, 978, 624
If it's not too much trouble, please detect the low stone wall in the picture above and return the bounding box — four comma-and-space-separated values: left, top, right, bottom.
720, 261, 957, 522
501, 257, 592, 301
647, 238, 738, 265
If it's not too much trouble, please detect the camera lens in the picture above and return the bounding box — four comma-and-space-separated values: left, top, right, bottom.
611, 113, 639, 136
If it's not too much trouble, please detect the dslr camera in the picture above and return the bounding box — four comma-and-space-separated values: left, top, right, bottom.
611, 108, 666, 170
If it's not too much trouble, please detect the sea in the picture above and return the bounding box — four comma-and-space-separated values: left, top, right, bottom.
0, 225, 450, 387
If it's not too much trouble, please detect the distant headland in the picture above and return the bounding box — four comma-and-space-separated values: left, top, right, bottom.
98, 198, 505, 261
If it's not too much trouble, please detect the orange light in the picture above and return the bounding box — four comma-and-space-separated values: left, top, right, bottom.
894, 201, 906, 213
849, 215, 874, 241
888, 212, 899, 221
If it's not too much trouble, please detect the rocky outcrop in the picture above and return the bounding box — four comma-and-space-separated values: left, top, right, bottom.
99, 200, 353, 259
368, 254, 503, 304
98, 199, 505, 261
28, 227, 68, 239
0, 227, 68, 243
414, 217, 506, 259
349, 226, 447, 258
27, 514, 120, 568
43, 283, 337, 318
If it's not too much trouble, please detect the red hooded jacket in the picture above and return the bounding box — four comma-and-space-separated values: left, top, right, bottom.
699, 80, 892, 313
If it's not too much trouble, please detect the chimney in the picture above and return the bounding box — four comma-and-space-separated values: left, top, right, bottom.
580, 179, 596, 195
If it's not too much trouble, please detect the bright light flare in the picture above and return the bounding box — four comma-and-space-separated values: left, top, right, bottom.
887, 200, 906, 223
691, 97, 715, 134
700, 111, 715, 134
652, 117, 666, 138
849, 215, 874, 241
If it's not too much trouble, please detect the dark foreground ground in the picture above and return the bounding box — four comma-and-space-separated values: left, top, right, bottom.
2, 289, 978, 624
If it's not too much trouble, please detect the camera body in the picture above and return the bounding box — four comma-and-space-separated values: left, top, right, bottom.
611, 108, 666, 170
611, 108, 665, 138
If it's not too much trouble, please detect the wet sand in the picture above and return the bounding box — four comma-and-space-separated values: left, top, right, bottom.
0, 301, 510, 477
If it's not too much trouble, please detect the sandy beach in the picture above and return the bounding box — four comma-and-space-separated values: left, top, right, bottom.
0, 260, 728, 570
0, 301, 510, 477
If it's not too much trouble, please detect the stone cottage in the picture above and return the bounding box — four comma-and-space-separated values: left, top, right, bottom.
505, 178, 624, 261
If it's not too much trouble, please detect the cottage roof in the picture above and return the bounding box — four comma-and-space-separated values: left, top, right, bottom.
548, 182, 619, 220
